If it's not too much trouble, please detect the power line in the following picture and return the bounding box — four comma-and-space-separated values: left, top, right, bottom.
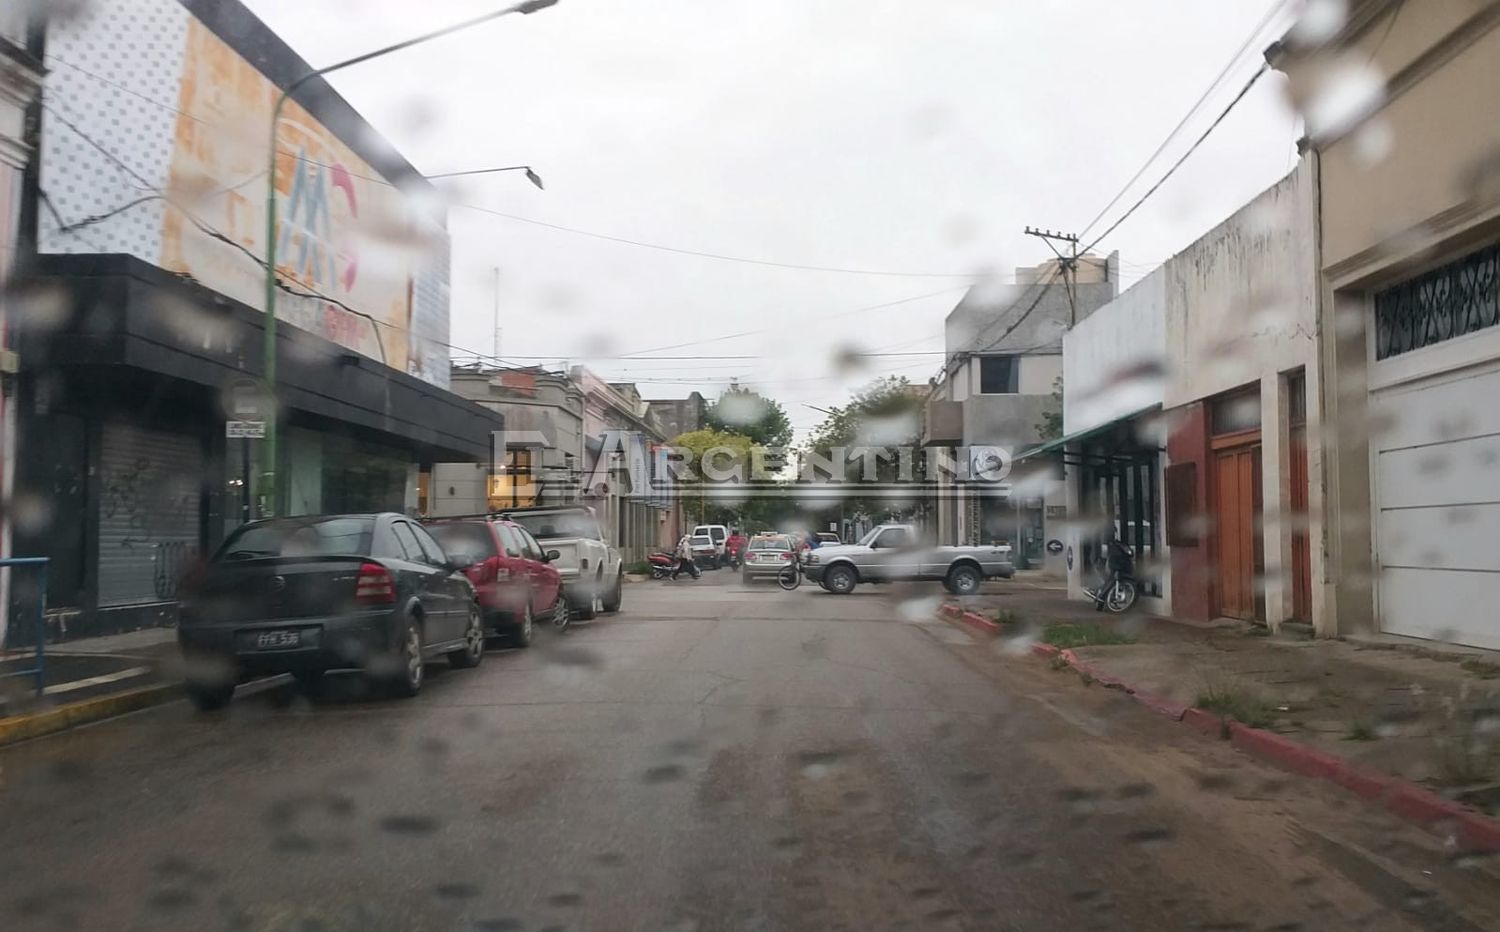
611, 286, 969, 357
455, 202, 979, 278
39, 62, 986, 390
45, 53, 982, 281
942, 266, 1063, 367
488, 349, 949, 361
1080, 62, 1271, 256
973, 273, 1059, 355
1078, 0, 1292, 241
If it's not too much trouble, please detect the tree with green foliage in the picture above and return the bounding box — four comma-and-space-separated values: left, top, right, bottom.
704, 388, 793, 450
800, 376, 928, 521
669, 428, 758, 526
1035, 375, 1064, 441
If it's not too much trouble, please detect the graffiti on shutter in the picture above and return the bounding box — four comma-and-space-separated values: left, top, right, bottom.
98, 424, 203, 607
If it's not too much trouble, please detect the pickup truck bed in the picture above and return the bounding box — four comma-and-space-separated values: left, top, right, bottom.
800, 524, 1013, 595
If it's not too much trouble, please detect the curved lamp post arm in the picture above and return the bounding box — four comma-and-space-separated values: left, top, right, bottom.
257, 0, 559, 517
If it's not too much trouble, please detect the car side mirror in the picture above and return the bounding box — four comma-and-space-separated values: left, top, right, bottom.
545, 549, 561, 562
445, 557, 473, 572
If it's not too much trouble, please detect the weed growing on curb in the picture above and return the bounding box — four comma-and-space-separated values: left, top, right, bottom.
1460, 659, 1500, 680
1042, 624, 1136, 649
1196, 682, 1275, 729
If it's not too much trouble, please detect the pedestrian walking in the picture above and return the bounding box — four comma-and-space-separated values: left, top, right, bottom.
672, 533, 700, 580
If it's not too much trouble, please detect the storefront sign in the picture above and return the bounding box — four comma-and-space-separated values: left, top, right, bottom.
226, 420, 267, 439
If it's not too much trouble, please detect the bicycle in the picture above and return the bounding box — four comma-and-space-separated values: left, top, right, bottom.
777, 552, 806, 591
1081, 538, 1138, 613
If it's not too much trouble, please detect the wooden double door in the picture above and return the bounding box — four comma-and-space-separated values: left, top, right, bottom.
1212, 434, 1262, 620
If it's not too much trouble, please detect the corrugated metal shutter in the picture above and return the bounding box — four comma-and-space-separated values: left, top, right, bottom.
98, 423, 203, 607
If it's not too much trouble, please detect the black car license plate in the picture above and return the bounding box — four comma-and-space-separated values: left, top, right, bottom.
251, 629, 301, 650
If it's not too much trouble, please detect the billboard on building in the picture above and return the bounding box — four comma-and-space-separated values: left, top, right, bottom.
38, 0, 451, 388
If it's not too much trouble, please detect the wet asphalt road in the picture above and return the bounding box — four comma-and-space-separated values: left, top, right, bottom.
4, 572, 1500, 931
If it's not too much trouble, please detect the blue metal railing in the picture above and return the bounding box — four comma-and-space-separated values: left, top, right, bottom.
0, 557, 50, 697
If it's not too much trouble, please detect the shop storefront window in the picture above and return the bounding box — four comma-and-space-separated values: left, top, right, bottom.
490, 447, 536, 510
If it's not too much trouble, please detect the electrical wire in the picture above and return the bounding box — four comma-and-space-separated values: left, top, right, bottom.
489, 349, 949, 361
452, 202, 977, 279
44, 53, 983, 281
37, 61, 984, 397
612, 286, 968, 357
1080, 62, 1271, 256
1078, 0, 1293, 241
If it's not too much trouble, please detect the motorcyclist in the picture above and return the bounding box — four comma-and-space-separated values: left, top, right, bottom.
725, 528, 747, 569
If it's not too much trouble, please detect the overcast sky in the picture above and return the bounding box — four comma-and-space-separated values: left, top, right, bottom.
243, 0, 1301, 438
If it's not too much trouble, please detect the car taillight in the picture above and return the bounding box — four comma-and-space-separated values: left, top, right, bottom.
467, 556, 507, 583
355, 562, 396, 604
780, 552, 793, 561
746, 552, 758, 562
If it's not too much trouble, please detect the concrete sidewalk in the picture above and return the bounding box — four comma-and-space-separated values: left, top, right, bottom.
0, 625, 179, 743
952, 585, 1500, 818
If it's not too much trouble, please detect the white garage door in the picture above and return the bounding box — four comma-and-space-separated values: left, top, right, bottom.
1370, 358, 1500, 649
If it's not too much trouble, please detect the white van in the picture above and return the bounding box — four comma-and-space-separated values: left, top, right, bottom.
692, 524, 729, 567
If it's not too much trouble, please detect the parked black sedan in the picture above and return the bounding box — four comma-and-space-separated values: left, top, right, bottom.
177, 513, 484, 709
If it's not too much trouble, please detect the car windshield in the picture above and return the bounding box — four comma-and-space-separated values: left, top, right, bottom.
510, 511, 600, 541
214, 517, 373, 560
425, 522, 495, 563
14, 4, 1497, 929
854, 526, 884, 547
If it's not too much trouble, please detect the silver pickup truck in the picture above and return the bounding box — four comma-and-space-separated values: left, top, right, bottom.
801, 524, 1014, 595
505, 506, 623, 619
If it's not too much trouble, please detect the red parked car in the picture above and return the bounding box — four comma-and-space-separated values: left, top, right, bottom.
426, 517, 566, 646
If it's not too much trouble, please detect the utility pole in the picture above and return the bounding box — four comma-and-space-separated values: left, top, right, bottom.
492, 266, 502, 364
1023, 227, 1081, 327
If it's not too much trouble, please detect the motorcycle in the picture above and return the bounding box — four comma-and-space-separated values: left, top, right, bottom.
648, 552, 678, 580
1083, 537, 1138, 613
649, 551, 699, 580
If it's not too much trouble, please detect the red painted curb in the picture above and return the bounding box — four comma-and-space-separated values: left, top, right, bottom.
938, 602, 963, 619
1384, 783, 1500, 853
1227, 721, 1341, 780
1181, 707, 1224, 738
1133, 690, 1189, 721
960, 610, 1001, 633
998, 614, 1500, 853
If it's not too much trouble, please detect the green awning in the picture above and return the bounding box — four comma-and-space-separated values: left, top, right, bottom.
1014, 403, 1161, 462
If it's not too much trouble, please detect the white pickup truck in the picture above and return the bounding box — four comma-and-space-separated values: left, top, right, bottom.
800, 523, 1014, 595
505, 506, 623, 619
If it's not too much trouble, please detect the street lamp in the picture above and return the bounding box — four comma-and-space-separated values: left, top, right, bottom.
427, 165, 545, 190
258, 0, 559, 516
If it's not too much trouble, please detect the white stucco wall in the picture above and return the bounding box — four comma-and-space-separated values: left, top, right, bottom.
1162, 159, 1326, 633
1018, 355, 1062, 395
1062, 268, 1167, 435
1163, 160, 1318, 407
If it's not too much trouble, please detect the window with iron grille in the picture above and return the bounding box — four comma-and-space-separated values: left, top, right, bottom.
1374, 243, 1500, 360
